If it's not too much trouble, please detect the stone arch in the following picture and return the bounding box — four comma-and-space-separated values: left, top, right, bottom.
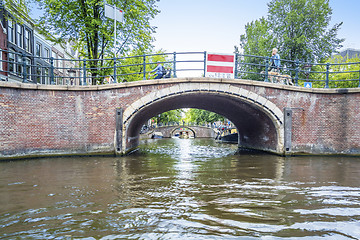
120, 82, 284, 155
170, 126, 196, 138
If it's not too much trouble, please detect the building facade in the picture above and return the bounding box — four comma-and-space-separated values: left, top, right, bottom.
0, 0, 79, 84
0, 0, 8, 81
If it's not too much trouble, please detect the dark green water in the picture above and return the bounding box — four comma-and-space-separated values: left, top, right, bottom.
1, 138, 360, 239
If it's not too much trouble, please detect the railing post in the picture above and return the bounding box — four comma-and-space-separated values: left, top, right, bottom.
325, 63, 330, 88
50, 57, 54, 85
295, 60, 299, 86
264, 57, 269, 82
21, 54, 27, 83
143, 54, 146, 80
173, 52, 177, 78
234, 53, 238, 79
113, 57, 117, 83
358, 68, 360, 88
83, 58, 87, 85
204, 51, 207, 77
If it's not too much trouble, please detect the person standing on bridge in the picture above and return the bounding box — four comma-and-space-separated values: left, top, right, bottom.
270, 48, 281, 72
150, 62, 165, 79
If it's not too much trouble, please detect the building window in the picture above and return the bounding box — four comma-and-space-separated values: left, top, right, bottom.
35, 43, 42, 58
44, 68, 49, 84
25, 58, 31, 80
44, 47, 50, 62
8, 20, 15, 43
36, 64, 42, 83
8, 52, 15, 73
52, 51, 57, 66
59, 56, 64, 70
24, 29, 31, 52
16, 24, 23, 48
16, 54, 23, 75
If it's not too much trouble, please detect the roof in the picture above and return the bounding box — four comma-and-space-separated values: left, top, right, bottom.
338, 49, 360, 59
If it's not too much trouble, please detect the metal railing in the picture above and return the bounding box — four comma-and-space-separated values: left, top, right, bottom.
236, 54, 360, 88
1, 49, 359, 88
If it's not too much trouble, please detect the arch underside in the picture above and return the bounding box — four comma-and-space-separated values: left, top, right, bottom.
170, 127, 196, 138
124, 89, 284, 154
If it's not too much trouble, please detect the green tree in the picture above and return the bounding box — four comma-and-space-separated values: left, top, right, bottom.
185, 109, 224, 125
237, 0, 344, 78
238, 17, 276, 58
308, 55, 360, 88
117, 49, 171, 82
152, 109, 184, 125
237, 17, 276, 80
268, 0, 344, 63
35, 0, 159, 85
2, 0, 30, 21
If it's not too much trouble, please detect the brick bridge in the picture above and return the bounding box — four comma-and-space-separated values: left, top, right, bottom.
146, 125, 216, 138
1, 78, 359, 160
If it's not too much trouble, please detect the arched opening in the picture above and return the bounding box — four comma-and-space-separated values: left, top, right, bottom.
122, 89, 283, 155
171, 127, 196, 138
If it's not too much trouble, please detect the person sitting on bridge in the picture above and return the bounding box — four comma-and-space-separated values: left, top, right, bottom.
150, 62, 166, 79
270, 48, 281, 72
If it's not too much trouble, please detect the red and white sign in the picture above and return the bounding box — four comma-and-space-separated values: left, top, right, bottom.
205, 53, 235, 79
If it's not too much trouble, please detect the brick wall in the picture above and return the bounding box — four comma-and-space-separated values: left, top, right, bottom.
248, 86, 360, 155
1, 79, 359, 159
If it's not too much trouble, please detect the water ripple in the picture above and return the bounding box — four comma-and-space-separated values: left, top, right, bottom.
1, 139, 360, 239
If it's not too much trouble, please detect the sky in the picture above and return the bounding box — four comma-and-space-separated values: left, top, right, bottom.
150, 0, 360, 54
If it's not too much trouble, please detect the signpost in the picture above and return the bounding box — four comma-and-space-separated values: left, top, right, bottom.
104, 2, 123, 83
205, 53, 235, 79
104, 3, 124, 55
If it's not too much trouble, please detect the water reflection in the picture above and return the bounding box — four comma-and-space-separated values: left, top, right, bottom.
0, 139, 360, 239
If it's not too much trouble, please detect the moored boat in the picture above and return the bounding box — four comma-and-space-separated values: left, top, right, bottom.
151, 132, 164, 139
216, 128, 238, 143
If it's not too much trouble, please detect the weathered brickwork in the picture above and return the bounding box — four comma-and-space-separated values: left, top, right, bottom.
0, 78, 359, 159
252, 86, 360, 155
0, 82, 174, 159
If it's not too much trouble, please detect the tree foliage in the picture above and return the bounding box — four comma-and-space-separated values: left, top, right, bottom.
268, 0, 343, 63
236, 17, 276, 80
34, 0, 159, 84
185, 109, 225, 124
308, 55, 360, 88
152, 109, 184, 125
117, 49, 171, 82
2, 0, 30, 20
238, 17, 276, 58
238, 0, 344, 74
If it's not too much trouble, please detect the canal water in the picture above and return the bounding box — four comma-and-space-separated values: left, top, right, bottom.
1, 138, 360, 239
